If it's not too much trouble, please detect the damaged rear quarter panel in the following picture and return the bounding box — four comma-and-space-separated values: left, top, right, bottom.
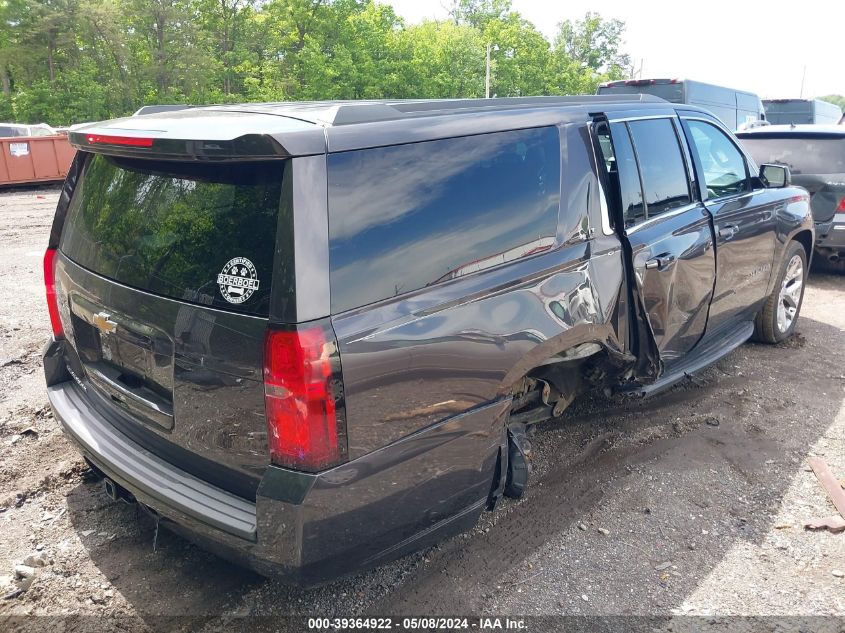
333, 238, 627, 460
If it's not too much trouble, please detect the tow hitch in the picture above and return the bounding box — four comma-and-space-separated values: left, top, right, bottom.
101, 476, 164, 552
102, 476, 134, 504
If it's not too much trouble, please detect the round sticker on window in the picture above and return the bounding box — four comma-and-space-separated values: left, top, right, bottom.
217, 257, 260, 304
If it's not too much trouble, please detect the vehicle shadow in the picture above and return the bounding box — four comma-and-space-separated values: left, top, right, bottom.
363, 311, 845, 616
811, 257, 845, 277
63, 304, 844, 623
63, 485, 262, 621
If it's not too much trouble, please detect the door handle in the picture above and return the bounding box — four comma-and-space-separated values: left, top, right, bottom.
644, 254, 676, 270
718, 224, 739, 239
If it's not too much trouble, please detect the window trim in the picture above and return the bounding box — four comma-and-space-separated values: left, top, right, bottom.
586, 120, 617, 236
679, 115, 753, 203
625, 200, 703, 235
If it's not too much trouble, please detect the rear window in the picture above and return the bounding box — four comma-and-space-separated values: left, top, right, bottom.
738, 136, 845, 175
327, 127, 561, 312
60, 153, 286, 315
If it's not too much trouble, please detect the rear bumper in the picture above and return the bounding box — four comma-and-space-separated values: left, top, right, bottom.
45, 339, 504, 584
815, 218, 845, 251
50, 381, 257, 541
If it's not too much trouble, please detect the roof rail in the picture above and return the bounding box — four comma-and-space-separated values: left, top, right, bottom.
219, 94, 667, 126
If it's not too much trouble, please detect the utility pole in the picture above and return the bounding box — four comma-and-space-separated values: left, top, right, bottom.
486, 43, 491, 98
799, 65, 807, 98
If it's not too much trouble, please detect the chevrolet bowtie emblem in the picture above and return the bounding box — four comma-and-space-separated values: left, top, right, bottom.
93, 311, 117, 334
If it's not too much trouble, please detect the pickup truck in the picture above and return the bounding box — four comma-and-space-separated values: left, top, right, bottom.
42, 96, 813, 584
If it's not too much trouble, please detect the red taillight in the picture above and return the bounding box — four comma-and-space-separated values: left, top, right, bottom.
86, 134, 154, 147
836, 196, 845, 213
43, 248, 63, 338
263, 325, 346, 471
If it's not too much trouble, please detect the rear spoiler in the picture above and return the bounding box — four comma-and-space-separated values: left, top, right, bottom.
67, 109, 326, 160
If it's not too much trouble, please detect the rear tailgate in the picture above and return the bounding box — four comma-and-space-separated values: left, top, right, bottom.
737, 134, 845, 223
54, 150, 289, 500
792, 173, 845, 224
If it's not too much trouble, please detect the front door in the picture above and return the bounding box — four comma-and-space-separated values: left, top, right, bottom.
680, 116, 777, 334
597, 116, 716, 376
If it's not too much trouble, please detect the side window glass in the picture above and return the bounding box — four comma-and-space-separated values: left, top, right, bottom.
627, 119, 691, 218
607, 122, 645, 228
686, 120, 749, 199
327, 127, 561, 312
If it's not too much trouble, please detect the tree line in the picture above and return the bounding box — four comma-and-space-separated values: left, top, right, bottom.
0, 0, 632, 125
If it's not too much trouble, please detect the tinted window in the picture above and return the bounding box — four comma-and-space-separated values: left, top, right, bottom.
607, 122, 646, 228
686, 120, 748, 198
60, 154, 285, 315
328, 127, 561, 312
0, 126, 22, 137
737, 136, 845, 175
627, 119, 691, 217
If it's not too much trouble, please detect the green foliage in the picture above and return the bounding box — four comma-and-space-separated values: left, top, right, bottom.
819, 95, 845, 111
396, 20, 486, 98
547, 12, 630, 96
448, 0, 511, 30
0, 0, 631, 124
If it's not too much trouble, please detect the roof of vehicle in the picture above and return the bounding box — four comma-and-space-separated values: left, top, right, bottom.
763, 98, 841, 105
133, 95, 669, 126
736, 124, 845, 139
763, 98, 814, 104
69, 95, 716, 159
0, 122, 54, 129
600, 78, 686, 86
599, 78, 759, 96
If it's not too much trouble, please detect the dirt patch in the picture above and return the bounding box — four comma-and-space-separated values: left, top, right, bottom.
0, 188, 844, 625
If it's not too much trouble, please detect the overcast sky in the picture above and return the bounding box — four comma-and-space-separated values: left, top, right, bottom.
387, 0, 843, 99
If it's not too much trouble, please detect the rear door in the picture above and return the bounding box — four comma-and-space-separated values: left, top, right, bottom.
680, 115, 778, 334
597, 116, 715, 375
55, 152, 289, 499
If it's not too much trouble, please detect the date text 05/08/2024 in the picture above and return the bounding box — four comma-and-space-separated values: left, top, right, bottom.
307, 617, 527, 630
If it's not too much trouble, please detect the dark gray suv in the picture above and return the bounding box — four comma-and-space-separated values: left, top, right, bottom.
737, 125, 845, 271
43, 96, 813, 584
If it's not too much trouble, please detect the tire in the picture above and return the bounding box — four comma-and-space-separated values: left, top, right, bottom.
754, 241, 807, 344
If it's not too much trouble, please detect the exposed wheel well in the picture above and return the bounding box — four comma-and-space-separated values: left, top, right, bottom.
507, 344, 630, 426
792, 229, 813, 263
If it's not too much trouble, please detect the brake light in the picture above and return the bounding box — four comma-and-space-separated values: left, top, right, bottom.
836, 197, 845, 213
263, 324, 347, 471
43, 248, 63, 338
86, 134, 154, 147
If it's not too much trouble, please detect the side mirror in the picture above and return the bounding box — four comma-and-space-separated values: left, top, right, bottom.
760, 164, 791, 188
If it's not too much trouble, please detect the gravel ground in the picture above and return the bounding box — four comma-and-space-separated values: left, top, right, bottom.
1, 188, 844, 629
